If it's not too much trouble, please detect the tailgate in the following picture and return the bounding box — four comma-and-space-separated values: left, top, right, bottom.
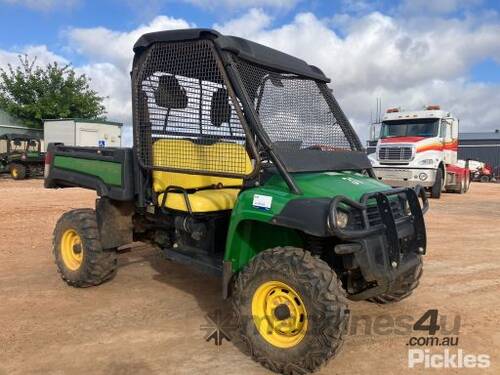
44, 144, 135, 201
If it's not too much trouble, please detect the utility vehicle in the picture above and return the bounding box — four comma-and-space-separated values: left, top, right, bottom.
45, 29, 428, 374
368, 106, 470, 198
0, 133, 44, 179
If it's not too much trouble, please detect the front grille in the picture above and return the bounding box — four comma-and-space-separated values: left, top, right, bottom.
366, 199, 405, 226
378, 146, 412, 161
352, 199, 406, 228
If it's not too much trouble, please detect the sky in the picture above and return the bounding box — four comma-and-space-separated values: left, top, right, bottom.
1, 0, 500, 145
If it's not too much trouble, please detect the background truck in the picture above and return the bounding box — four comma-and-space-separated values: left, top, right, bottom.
368, 105, 470, 198
0, 133, 45, 179
44, 29, 428, 374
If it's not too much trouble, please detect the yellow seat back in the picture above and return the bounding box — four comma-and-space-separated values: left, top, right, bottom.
152, 139, 253, 193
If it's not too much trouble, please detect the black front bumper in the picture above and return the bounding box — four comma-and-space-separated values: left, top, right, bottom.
328, 186, 428, 300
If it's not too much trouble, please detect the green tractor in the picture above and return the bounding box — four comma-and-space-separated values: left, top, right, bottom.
45, 29, 428, 374
0, 133, 45, 179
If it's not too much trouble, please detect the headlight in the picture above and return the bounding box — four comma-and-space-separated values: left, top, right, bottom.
335, 210, 349, 229
418, 158, 434, 166
419, 173, 428, 181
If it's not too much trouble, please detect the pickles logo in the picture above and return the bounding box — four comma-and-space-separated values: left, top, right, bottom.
408, 349, 490, 369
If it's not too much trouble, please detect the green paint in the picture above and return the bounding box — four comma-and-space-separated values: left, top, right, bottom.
225, 171, 391, 271
54, 156, 122, 186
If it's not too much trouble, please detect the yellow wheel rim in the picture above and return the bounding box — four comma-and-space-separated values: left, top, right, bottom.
252, 280, 308, 348
60, 229, 83, 271
12, 168, 18, 178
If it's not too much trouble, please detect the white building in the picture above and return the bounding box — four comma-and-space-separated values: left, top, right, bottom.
43, 118, 123, 148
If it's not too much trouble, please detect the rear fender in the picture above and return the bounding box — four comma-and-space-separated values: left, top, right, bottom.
96, 197, 135, 250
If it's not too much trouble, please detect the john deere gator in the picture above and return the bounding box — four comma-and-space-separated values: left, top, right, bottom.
45, 29, 428, 374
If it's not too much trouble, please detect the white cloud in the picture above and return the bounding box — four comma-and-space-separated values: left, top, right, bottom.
0, 44, 67, 68
216, 9, 500, 138
67, 15, 192, 71
214, 8, 273, 37
0, 0, 79, 11
2, 7, 500, 146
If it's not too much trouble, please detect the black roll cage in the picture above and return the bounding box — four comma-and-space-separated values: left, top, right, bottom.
131, 33, 370, 205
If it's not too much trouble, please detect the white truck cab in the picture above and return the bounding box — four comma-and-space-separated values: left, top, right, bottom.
368, 105, 469, 198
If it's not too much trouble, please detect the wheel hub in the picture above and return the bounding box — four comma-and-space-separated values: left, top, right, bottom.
251, 280, 308, 348
60, 229, 83, 271
274, 304, 291, 321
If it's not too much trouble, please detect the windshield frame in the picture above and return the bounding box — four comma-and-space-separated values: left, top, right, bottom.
245, 72, 367, 174
380, 118, 440, 139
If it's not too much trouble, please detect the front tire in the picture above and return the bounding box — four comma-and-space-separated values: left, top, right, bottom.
368, 255, 423, 304
232, 247, 348, 374
430, 168, 443, 199
53, 209, 117, 287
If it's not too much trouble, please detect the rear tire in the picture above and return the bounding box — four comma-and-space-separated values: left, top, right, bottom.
10, 163, 26, 180
368, 255, 423, 304
232, 247, 348, 374
53, 209, 117, 287
430, 168, 443, 199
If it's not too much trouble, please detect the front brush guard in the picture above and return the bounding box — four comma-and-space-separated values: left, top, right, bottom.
328, 186, 428, 265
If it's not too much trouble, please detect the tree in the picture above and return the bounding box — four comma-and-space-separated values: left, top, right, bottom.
0, 55, 106, 128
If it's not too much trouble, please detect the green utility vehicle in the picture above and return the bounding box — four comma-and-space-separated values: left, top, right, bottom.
45, 29, 428, 374
0, 133, 45, 179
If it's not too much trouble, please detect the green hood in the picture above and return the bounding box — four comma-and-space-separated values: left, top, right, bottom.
264, 171, 391, 202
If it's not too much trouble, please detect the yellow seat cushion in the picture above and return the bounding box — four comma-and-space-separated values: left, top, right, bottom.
157, 188, 240, 212
152, 139, 253, 212
152, 139, 253, 192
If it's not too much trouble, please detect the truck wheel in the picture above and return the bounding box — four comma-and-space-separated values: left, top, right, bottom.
232, 247, 348, 374
53, 209, 117, 287
430, 168, 443, 199
480, 175, 490, 183
10, 164, 26, 180
368, 255, 423, 304
458, 176, 466, 194
464, 173, 471, 193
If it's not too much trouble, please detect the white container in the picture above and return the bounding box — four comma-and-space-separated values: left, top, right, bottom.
44, 118, 122, 148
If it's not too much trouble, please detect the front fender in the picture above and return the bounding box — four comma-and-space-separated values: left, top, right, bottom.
224, 187, 304, 273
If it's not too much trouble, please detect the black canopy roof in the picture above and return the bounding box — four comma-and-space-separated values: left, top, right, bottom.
0, 133, 40, 141
133, 28, 329, 83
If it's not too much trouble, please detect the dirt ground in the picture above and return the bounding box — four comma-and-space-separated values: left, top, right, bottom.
0, 178, 499, 375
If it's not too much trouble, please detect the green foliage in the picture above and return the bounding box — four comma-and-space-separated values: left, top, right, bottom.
0, 55, 106, 128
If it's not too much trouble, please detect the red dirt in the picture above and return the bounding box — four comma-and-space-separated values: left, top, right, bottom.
0, 179, 498, 374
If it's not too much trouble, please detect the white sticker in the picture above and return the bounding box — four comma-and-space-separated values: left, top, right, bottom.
253, 194, 273, 210
341, 176, 362, 185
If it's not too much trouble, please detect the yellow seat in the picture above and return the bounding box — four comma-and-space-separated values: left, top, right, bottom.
157, 188, 241, 212
152, 139, 253, 213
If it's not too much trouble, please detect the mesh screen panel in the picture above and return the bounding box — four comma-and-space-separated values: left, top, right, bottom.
133, 40, 251, 176
234, 58, 359, 154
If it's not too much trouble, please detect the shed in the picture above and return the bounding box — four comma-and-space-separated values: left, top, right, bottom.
458, 130, 500, 172
43, 118, 123, 148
